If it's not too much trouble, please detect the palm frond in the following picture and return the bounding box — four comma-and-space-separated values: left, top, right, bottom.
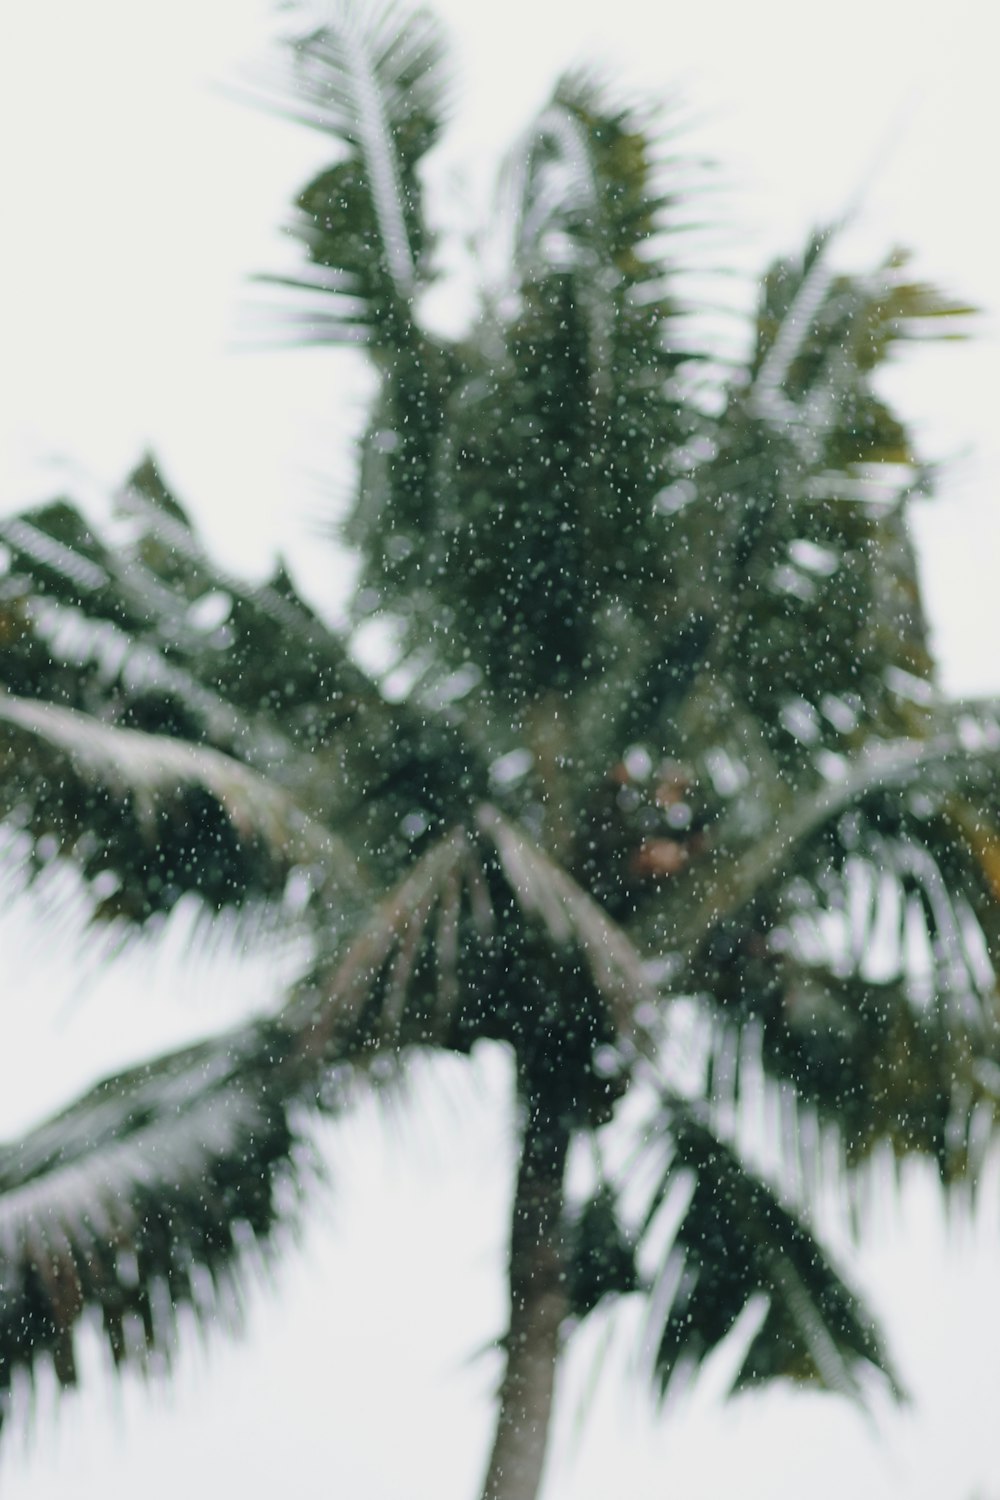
508, 73, 695, 308
635, 1105, 899, 1402
638, 236, 975, 774
564, 1184, 640, 1319
406, 75, 710, 707
250, 0, 448, 341
286, 808, 660, 1125
0, 476, 315, 769
245, 6, 463, 639
113, 461, 468, 850
0, 693, 342, 922
0, 1020, 324, 1422
477, 805, 657, 1053
0, 463, 475, 894
750, 231, 975, 435
654, 706, 1000, 1178
112, 459, 375, 761
286, 825, 498, 1061
667, 718, 1000, 960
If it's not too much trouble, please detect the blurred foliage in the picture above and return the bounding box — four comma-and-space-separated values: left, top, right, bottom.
0, 2, 998, 1493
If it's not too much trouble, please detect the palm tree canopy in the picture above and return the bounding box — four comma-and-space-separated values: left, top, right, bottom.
0, 0, 997, 1479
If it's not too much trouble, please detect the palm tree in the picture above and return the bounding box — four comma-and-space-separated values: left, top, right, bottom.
1, 4, 998, 1496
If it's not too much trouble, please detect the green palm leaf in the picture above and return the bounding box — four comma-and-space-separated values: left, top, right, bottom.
635, 1106, 898, 1402
250, 0, 447, 340
476, 804, 657, 1053
668, 714, 1000, 959
291, 807, 656, 1070
0, 692, 340, 922
0, 1020, 320, 1420
288, 824, 496, 1060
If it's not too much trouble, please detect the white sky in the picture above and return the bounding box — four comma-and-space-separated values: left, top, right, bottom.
2, 0, 1000, 1496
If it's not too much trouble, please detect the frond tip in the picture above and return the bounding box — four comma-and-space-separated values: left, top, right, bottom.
249, 0, 449, 342
0, 1022, 325, 1421
637, 1109, 901, 1403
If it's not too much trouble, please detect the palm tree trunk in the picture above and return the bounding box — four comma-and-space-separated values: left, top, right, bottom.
480, 1087, 571, 1500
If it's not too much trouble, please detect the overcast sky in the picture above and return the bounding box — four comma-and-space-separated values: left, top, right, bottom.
2, 1, 1000, 1496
